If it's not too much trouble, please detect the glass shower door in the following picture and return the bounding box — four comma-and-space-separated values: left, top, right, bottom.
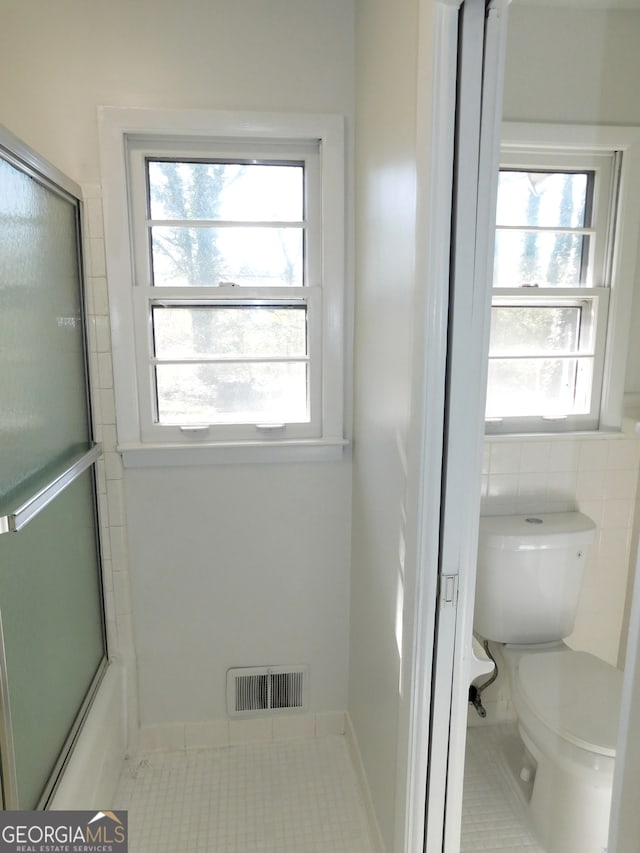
0, 137, 107, 809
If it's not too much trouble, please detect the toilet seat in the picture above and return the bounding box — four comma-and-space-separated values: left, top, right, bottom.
517, 649, 622, 756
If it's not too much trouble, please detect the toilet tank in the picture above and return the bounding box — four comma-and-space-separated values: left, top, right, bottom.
474, 512, 596, 644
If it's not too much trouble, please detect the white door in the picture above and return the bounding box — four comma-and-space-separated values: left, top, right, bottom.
415, 1, 510, 850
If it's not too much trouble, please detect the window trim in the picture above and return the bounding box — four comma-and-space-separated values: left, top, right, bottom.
486, 122, 640, 436
98, 108, 347, 464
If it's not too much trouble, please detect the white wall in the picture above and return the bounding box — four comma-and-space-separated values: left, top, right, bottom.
350, 0, 423, 848
0, 0, 355, 731
489, 5, 640, 668
503, 6, 640, 394
503, 7, 640, 127
126, 463, 351, 723
0, 0, 355, 187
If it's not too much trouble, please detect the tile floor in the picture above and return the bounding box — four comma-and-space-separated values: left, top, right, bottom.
114, 734, 375, 853
461, 723, 546, 852
114, 721, 543, 853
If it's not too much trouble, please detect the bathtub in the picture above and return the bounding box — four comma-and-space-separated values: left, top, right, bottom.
49, 662, 127, 809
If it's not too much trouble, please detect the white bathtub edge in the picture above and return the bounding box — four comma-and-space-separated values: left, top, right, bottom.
49, 661, 126, 810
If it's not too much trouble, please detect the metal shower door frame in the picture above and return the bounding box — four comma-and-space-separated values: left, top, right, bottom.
0, 125, 108, 810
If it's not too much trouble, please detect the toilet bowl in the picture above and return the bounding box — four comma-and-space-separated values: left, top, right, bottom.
500, 642, 622, 853
474, 512, 622, 853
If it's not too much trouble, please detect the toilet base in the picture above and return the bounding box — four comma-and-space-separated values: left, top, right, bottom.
519, 726, 612, 853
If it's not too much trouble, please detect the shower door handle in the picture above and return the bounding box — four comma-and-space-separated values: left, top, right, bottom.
0, 443, 102, 535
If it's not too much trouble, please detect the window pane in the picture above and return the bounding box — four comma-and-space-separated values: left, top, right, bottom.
496, 171, 589, 228
148, 161, 304, 222
493, 230, 589, 287
489, 306, 581, 356
485, 357, 593, 418
152, 305, 307, 359
155, 362, 308, 425
151, 226, 303, 287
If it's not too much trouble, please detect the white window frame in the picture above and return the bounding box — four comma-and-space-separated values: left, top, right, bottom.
128, 138, 323, 443
98, 108, 347, 465
486, 122, 640, 436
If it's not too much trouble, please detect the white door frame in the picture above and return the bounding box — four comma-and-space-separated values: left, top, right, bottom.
440, 3, 510, 849
395, 2, 461, 851
421, 0, 492, 845
401, 1, 510, 850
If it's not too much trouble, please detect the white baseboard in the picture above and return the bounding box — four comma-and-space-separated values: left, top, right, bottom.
345, 713, 386, 853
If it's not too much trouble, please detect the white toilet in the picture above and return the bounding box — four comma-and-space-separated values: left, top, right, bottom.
474, 511, 624, 853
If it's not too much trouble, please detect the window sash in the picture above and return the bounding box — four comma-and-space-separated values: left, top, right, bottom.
150, 300, 311, 427
486, 146, 617, 434
485, 288, 609, 433
132, 286, 323, 442
496, 168, 594, 229
493, 228, 593, 289
497, 150, 615, 290
144, 157, 309, 289
129, 140, 322, 292
127, 138, 326, 442
146, 158, 306, 223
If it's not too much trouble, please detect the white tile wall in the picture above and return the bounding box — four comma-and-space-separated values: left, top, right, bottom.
82, 183, 139, 746
481, 434, 640, 666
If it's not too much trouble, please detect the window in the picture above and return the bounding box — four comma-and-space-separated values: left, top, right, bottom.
486, 148, 618, 433
99, 109, 346, 463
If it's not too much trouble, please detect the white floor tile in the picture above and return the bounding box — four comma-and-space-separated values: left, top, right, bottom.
114, 735, 375, 853
461, 724, 546, 853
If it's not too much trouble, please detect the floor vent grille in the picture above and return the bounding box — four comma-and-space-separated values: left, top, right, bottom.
227, 666, 309, 717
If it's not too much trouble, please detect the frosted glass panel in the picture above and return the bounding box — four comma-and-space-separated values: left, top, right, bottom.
0, 158, 89, 499
0, 471, 104, 808
0, 149, 105, 809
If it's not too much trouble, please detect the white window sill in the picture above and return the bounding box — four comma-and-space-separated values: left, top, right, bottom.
484, 427, 636, 443
118, 438, 350, 468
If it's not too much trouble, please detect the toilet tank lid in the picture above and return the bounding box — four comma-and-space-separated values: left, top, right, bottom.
479, 512, 596, 551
